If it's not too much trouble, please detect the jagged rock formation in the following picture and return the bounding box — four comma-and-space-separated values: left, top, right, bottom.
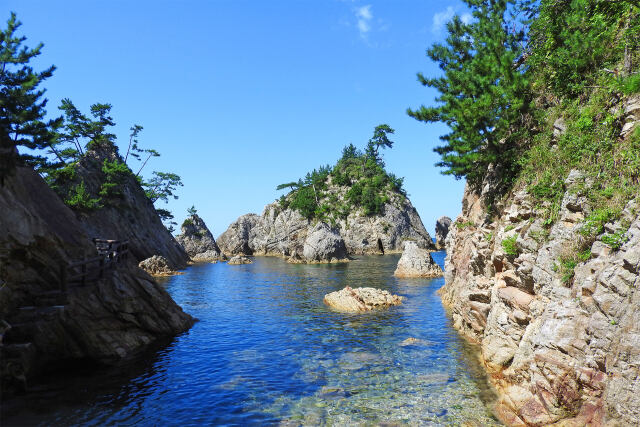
441, 172, 640, 425
296, 223, 348, 263
435, 216, 452, 249
0, 166, 194, 395
323, 286, 403, 313
72, 146, 189, 269
227, 255, 253, 265
139, 255, 179, 276
175, 214, 221, 261
218, 198, 434, 257
394, 241, 443, 278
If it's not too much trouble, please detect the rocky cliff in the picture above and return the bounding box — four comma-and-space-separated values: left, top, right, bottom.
175, 213, 222, 261
218, 197, 434, 258
442, 174, 640, 425
0, 166, 194, 395
71, 146, 189, 269
435, 216, 452, 249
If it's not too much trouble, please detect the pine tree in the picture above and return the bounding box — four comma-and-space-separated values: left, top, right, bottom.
408, 0, 532, 185
0, 12, 61, 184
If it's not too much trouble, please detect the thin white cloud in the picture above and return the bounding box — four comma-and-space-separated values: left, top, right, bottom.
355, 5, 373, 38
461, 13, 473, 24
432, 6, 455, 34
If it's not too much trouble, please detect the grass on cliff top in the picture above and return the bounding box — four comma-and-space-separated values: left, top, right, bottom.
516, 83, 640, 239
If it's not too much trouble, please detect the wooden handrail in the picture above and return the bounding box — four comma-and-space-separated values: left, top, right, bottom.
59, 238, 130, 289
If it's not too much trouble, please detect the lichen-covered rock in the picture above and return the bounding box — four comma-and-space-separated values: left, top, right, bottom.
442, 166, 640, 426
301, 223, 348, 263
0, 166, 193, 395
227, 255, 253, 265
175, 214, 221, 261
218, 197, 434, 257
323, 286, 403, 313
435, 216, 452, 249
394, 241, 443, 278
138, 255, 178, 276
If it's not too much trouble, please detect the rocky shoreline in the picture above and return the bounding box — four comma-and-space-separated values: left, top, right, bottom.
441, 176, 640, 425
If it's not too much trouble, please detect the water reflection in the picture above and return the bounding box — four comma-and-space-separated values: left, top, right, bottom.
3, 252, 500, 426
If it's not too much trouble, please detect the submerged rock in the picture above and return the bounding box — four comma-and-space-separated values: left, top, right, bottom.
394, 241, 443, 278
227, 255, 253, 265
175, 213, 222, 261
138, 255, 179, 276
323, 286, 403, 313
300, 223, 349, 263
435, 216, 452, 249
399, 337, 428, 347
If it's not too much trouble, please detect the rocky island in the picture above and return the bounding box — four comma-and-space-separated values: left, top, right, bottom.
218, 126, 435, 263
175, 207, 223, 262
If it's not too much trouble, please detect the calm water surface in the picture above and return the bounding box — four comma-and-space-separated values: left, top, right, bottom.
3, 253, 500, 426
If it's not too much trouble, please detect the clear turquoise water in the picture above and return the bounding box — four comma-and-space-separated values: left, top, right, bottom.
3, 253, 500, 426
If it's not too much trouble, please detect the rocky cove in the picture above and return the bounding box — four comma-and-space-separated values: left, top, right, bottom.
3, 2, 640, 425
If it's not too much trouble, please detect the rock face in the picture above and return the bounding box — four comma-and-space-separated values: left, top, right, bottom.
323, 286, 403, 313
218, 198, 434, 257
227, 255, 253, 265
394, 241, 443, 278
0, 166, 194, 395
300, 223, 348, 263
138, 255, 178, 276
73, 146, 189, 269
442, 170, 640, 426
435, 216, 452, 249
175, 214, 221, 261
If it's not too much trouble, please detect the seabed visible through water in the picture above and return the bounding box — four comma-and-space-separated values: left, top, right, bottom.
2, 252, 501, 426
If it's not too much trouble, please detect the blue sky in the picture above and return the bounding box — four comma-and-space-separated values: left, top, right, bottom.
5, 1, 468, 236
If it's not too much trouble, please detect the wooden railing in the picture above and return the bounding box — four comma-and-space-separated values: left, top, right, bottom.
59, 239, 130, 291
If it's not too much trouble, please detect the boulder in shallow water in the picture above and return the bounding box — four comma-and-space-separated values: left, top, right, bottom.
227, 255, 253, 265
301, 222, 349, 263
394, 241, 443, 278
139, 255, 180, 276
323, 286, 403, 313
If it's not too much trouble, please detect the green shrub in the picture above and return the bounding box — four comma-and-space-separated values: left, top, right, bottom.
99, 159, 131, 199
601, 229, 629, 250
501, 236, 519, 257
65, 181, 101, 211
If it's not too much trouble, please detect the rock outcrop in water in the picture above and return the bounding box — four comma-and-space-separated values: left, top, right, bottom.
435, 216, 452, 249
218, 198, 434, 257
227, 255, 253, 265
442, 170, 640, 425
323, 286, 403, 312
139, 255, 180, 276
394, 241, 443, 278
175, 213, 222, 262
0, 166, 194, 395
71, 146, 189, 269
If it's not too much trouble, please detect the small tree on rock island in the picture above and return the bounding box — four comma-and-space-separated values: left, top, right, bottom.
187, 205, 198, 216
0, 12, 61, 185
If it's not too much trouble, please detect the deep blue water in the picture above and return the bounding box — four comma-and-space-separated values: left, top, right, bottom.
3, 253, 500, 426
